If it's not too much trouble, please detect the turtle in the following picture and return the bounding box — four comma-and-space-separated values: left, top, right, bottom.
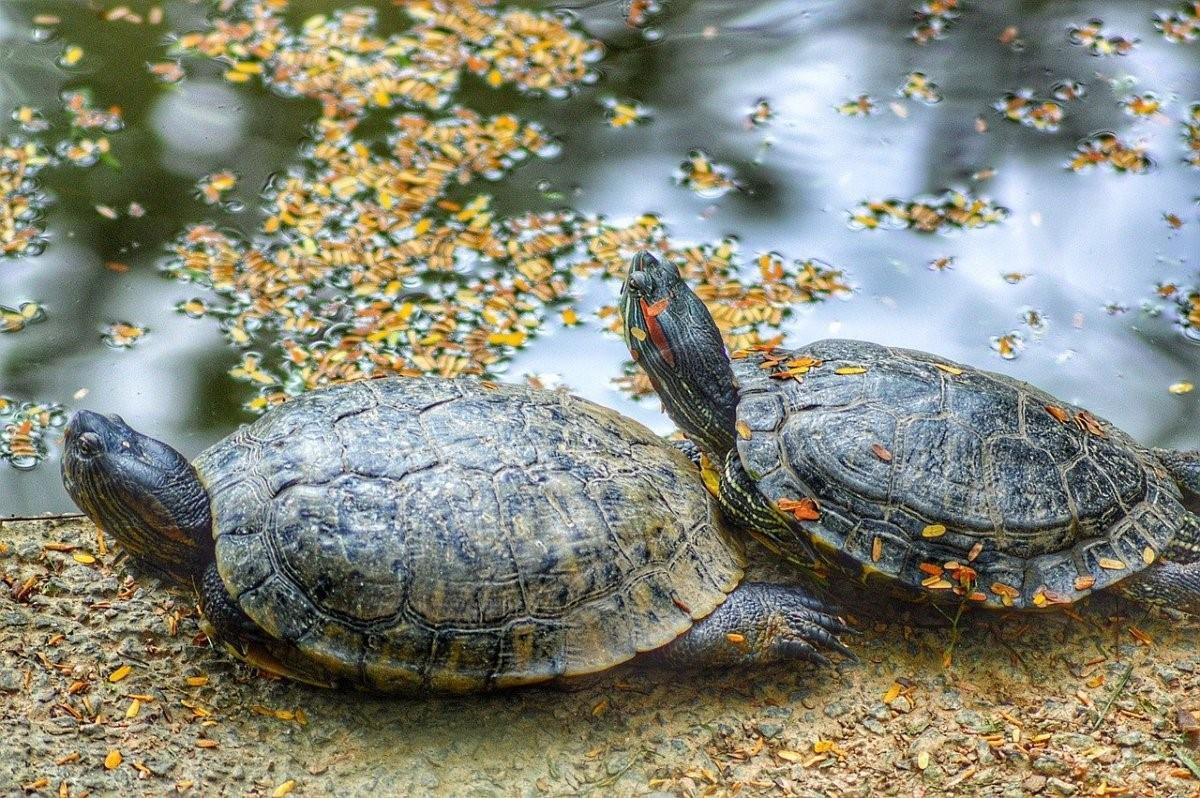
621, 250, 1200, 615
61, 376, 850, 694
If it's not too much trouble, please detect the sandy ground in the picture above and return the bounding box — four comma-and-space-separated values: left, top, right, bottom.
3, 516, 1200, 797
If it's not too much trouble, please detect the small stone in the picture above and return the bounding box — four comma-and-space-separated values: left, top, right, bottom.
1047, 777, 1078, 796
1023, 775, 1047, 793
860, 718, 887, 735
1114, 730, 1145, 747
755, 721, 783, 739
1032, 755, 1069, 776
823, 699, 853, 719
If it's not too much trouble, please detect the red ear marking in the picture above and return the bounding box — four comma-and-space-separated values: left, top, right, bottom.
639, 298, 676, 366
643, 297, 669, 317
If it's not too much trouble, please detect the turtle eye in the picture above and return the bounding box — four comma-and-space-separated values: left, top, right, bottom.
628, 271, 649, 294
77, 432, 103, 458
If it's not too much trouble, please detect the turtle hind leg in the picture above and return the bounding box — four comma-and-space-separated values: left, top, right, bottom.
657, 582, 854, 670
198, 562, 339, 689
1116, 559, 1200, 617
1154, 448, 1200, 505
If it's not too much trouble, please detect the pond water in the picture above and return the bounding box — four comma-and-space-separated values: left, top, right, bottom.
1, 0, 1198, 516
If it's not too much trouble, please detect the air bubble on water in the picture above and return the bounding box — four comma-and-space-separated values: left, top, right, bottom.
9, 454, 40, 470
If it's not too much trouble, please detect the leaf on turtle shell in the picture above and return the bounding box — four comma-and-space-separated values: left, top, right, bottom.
871, 536, 883, 562
1074, 575, 1097, 591
736, 420, 752, 440
934, 363, 963, 376
1045, 404, 1071, 423
921, 524, 947, 538
871, 443, 893, 462
1142, 547, 1157, 565
835, 366, 867, 375
104, 749, 122, 770
967, 541, 983, 561
1075, 410, 1106, 437
1098, 557, 1126, 570
778, 498, 821, 521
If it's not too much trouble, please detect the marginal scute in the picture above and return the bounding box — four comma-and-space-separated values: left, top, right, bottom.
735, 339, 1186, 609
203, 377, 742, 690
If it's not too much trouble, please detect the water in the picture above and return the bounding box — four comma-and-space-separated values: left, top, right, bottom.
1, 0, 1198, 516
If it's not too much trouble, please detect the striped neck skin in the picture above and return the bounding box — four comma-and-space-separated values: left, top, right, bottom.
621, 251, 739, 464
61, 411, 212, 588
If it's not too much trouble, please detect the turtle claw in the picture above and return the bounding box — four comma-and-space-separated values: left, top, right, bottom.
772, 602, 858, 665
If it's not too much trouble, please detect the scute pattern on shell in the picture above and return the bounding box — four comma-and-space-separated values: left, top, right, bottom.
195, 378, 743, 692
735, 339, 1185, 610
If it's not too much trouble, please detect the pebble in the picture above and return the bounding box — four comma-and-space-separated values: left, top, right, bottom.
1047, 776, 1078, 795
1032, 754, 1070, 776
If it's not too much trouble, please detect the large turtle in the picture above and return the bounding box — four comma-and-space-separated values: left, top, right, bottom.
61, 377, 849, 694
621, 251, 1200, 614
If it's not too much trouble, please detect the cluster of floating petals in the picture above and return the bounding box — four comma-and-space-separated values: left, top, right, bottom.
0, 140, 52, 258
1155, 2, 1200, 43
899, 72, 942, 105
990, 331, 1025, 360
2, 87, 127, 260
1051, 81, 1087, 102
1067, 19, 1138, 56
173, 2, 602, 120
11, 107, 49, 133
1183, 104, 1200, 168
101, 322, 149, 349
1067, 133, 1152, 174
1121, 93, 1165, 119
161, 0, 845, 410
602, 98, 649, 128
674, 150, 740, 198
0, 397, 65, 470
0, 302, 47, 334
847, 190, 1009, 233
994, 91, 1063, 132
195, 171, 239, 205
910, 0, 960, 45
623, 0, 662, 29
835, 95, 876, 117
1153, 282, 1200, 341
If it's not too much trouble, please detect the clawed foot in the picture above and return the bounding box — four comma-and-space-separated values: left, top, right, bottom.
750, 586, 856, 668
662, 581, 855, 670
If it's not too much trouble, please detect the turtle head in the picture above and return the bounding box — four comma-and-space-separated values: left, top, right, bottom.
62, 410, 213, 586
621, 251, 738, 461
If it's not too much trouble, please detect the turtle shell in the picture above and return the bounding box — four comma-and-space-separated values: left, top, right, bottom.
733, 339, 1186, 610
194, 378, 743, 693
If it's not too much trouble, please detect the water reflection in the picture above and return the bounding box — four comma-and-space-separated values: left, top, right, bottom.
1, 0, 1198, 515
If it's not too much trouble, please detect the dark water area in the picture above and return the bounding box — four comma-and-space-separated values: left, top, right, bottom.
1, 0, 1198, 515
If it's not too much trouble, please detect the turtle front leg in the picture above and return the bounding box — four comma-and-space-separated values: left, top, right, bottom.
198, 563, 338, 689
657, 582, 854, 669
